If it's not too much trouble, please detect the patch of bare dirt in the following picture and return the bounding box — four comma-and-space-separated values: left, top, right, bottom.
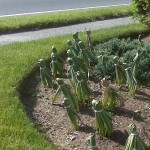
142, 34, 150, 44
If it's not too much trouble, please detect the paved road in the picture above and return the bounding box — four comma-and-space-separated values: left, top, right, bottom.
0, 0, 131, 16
0, 17, 134, 45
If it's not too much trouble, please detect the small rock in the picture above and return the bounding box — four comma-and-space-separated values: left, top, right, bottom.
68, 135, 76, 141
134, 110, 141, 114
44, 88, 48, 92
73, 131, 80, 135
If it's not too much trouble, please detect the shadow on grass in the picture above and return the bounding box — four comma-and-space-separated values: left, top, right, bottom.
18, 68, 57, 147
18, 68, 39, 122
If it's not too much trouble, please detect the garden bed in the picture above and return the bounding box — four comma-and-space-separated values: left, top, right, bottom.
33, 79, 150, 150
21, 36, 150, 150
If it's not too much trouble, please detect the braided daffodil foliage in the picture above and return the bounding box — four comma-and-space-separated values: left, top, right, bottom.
124, 66, 138, 98
38, 59, 52, 88
76, 71, 92, 106
92, 99, 112, 137
67, 57, 79, 90
52, 78, 79, 111
124, 123, 147, 150
50, 53, 63, 77
67, 40, 79, 56
51, 45, 63, 64
67, 49, 87, 74
86, 134, 99, 150
73, 32, 81, 54
101, 78, 122, 111
97, 52, 109, 78
113, 56, 126, 86
78, 41, 96, 65
62, 98, 79, 130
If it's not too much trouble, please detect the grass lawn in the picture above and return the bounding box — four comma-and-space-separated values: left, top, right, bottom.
0, 23, 150, 149
0, 5, 132, 34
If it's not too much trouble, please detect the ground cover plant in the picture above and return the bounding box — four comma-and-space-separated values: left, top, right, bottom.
94, 38, 150, 84
34, 31, 150, 149
1, 24, 150, 149
0, 5, 131, 34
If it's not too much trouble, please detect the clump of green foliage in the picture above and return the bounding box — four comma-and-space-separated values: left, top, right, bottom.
125, 123, 147, 150
52, 78, 79, 111
124, 66, 138, 97
132, 0, 150, 27
101, 78, 122, 111
113, 56, 126, 86
86, 134, 99, 150
38, 59, 53, 88
94, 38, 143, 56
62, 98, 79, 130
93, 38, 150, 84
92, 99, 113, 137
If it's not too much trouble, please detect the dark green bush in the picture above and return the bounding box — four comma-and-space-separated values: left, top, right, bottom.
94, 38, 144, 57
93, 55, 115, 79
132, 0, 150, 26
93, 38, 150, 84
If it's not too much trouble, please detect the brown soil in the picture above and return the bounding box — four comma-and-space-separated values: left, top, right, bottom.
21, 36, 150, 150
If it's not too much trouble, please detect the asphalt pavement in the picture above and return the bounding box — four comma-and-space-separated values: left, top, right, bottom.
0, 0, 131, 16
0, 17, 135, 45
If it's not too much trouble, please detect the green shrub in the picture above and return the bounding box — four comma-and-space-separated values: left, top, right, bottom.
94, 38, 144, 56
132, 0, 150, 26
93, 38, 150, 84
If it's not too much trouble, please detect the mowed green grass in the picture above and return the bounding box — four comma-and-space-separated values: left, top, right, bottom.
0, 24, 149, 149
0, 5, 132, 34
